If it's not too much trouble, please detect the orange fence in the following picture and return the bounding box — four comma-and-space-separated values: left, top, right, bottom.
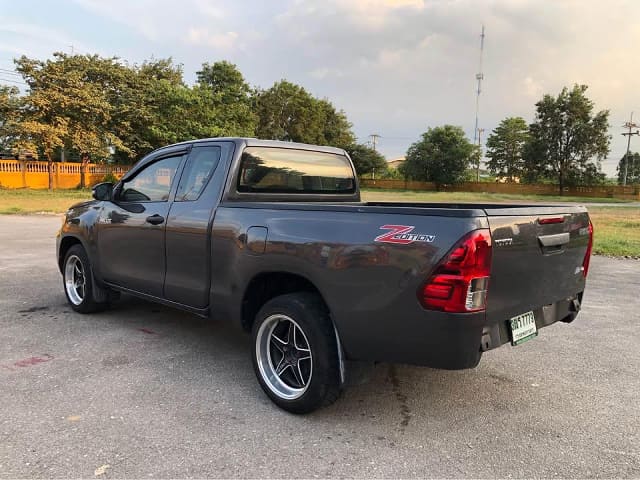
361, 179, 640, 200
0, 160, 130, 189
2, 160, 638, 200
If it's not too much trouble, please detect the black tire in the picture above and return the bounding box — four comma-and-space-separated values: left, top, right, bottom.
62, 244, 109, 314
251, 292, 342, 414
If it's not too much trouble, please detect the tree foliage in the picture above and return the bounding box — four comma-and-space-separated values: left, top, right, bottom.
485, 116, 529, 181
523, 85, 610, 191
618, 152, 640, 185
15, 53, 128, 164
254, 80, 355, 147
400, 125, 475, 185
343, 143, 387, 176
195, 61, 257, 138
0, 85, 21, 152
7, 54, 269, 169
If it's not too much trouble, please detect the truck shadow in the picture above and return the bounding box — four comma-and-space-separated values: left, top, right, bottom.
97, 294, 550, 435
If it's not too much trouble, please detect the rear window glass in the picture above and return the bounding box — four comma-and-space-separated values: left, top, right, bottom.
237, 147, 355, 194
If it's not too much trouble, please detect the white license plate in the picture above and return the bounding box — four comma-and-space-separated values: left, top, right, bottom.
509, 311, 538, 345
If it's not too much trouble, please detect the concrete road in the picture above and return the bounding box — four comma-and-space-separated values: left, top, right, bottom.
0, 215, 638, 479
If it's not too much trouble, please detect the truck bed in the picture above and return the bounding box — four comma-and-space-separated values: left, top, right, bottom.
213, 199, 590, 368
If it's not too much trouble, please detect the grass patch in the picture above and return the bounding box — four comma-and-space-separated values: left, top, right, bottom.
0, 188, 91, 214
0, 206, 25, 214
362, 189, 639, 258
1, 187, 638, 258
361, 188, 633, 204
589, 207, 640, 258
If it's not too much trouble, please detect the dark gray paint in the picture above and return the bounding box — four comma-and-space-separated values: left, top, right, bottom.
57, 138, 590, 369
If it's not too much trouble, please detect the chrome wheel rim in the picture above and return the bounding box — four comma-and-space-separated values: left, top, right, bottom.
64, 255, 86, 306
256, 314, 313, 400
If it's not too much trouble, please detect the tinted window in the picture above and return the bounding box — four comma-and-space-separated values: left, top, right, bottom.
176, 146, 221, 201
238, 147, 355, 194
120, 156, 181, 202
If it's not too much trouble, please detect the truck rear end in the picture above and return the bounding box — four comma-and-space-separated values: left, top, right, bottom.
350, 202, 592, 369
479, 205, 592, 352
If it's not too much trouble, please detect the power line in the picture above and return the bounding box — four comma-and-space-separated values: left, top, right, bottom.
369, 133, 381, 151
621, 112, 639, 186
0, 68, 21, 77
0, 77, 26, 86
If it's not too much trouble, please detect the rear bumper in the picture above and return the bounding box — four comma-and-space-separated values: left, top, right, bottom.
344, 293, 582, 370
479, 293, 582, 354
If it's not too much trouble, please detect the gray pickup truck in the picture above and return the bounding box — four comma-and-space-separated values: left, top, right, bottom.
57, 138, 593, 413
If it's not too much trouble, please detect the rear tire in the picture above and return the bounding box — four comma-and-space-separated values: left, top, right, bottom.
63, 244, 109, 313
251, 292, 342, 414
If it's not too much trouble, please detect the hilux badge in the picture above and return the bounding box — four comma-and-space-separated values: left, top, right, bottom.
374, 225, 436, 245
495, 238, 513, 247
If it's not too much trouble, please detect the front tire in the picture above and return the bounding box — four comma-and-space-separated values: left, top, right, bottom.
63, 244, 108, 313
251, 293, 342, 414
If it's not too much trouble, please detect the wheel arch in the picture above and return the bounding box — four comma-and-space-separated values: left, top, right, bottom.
240, 271, 332, 333
58, 235, 84, 273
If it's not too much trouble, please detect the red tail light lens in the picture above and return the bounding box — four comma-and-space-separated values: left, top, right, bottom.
419, 229, 493, 313
582, 221, 593, 278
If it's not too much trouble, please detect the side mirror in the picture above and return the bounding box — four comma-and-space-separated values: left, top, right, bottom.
92, 182, 114, 201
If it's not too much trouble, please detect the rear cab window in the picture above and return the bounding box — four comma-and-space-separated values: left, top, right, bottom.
237, 147, 355, 194
175, 146, 221, 201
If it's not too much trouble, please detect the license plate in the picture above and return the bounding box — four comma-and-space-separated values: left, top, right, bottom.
509, 311, 538, 346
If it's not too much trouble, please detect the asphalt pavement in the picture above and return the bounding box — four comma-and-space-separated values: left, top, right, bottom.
0, 214, 638, 478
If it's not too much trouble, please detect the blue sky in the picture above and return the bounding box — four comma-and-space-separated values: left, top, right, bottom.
1, 0, 639, 176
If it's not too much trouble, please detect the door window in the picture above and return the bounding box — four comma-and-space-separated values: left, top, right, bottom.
175, 146, 221, 201
119, 156, 182, 202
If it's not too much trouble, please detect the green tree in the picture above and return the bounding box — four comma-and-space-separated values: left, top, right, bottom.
254, 80, 355, 146
524, 84, 610, 192
196, 61, 257, 137
197, 61, 251, 103
114, 58, 190, 160
486, 117, 529, 181
315, 98, 355, 147
0, 85, 21, 152
14, 53, 132, 186
344, 143, 387, 176
400, 125, 475, 185
618, 152, 640, 185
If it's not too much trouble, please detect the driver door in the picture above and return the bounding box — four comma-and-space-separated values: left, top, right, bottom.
97, 153, 185, 297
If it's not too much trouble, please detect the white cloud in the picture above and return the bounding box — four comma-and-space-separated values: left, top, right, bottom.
522, 77, 543, 99
310, 67, 344, 79
0, 21, 91, 59
3, 0, 639, 175
187, 29, 238, 50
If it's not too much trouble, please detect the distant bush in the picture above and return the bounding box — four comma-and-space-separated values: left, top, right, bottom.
101, 172, 118, 184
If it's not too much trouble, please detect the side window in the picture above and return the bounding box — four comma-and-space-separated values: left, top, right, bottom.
175, 146, 221, 201
120, 156, 182, 202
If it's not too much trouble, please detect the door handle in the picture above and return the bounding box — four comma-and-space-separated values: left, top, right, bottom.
145, 214, 165, 225
538, 232, 570, 247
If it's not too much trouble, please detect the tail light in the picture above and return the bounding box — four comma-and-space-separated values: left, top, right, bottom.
419, 229, 492, 313
582, 221, 593, 278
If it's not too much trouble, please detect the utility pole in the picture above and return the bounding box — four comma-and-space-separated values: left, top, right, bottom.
622, 112, 639, 186
369, 133, 381, 152
476, 127, 484, 182
473, 25, 485, 144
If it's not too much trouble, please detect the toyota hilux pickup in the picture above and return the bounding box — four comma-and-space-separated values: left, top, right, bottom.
57, 138, 593, 413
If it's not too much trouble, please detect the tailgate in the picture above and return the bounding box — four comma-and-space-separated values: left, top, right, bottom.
485, 206, 590, 323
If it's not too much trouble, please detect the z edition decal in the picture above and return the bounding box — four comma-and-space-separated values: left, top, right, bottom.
374, 225, 436, 245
